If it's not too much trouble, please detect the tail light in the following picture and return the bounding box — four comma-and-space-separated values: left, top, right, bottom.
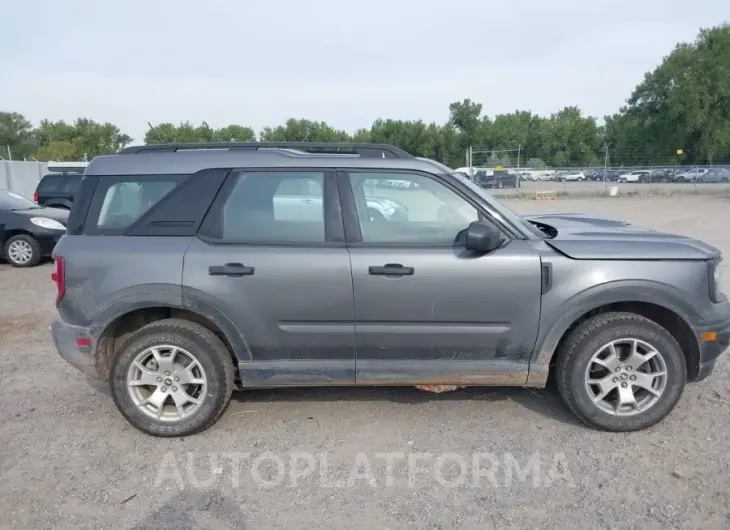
33, 192, 39, 203
51, 256, 65, 305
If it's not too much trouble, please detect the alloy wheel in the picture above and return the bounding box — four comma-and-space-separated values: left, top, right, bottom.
584, 338, 667, 416
127, 345, 208, 422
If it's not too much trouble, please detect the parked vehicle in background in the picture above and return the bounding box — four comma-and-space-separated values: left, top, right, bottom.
558, 171, 586, 182
474, 169, 520, 189
0, 190, 68, 267
34, 163, 88, 209
647, 168, 674, 183
673, 168, 709, 183
618, 170, 651, 183
698, 168, 730, 183
50, 142, 730, 437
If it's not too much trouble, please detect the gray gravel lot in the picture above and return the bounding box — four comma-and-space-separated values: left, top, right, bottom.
1, 195, 729, 529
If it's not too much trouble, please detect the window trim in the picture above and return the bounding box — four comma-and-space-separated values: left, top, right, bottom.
196, 167, 345, 247
337, 168, 514, 248
82, 174, 190, 236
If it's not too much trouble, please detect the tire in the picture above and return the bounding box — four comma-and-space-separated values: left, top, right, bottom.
3, 234, 42, 268
721, 178, 729, 183
109, 318, 235, 437
556, 312, 686, 432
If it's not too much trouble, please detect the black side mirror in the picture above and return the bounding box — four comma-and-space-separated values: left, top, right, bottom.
465, 220, 503, 252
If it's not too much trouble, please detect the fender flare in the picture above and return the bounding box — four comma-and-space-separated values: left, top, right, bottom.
88, 285, 251, 362
530, 280, 701, 368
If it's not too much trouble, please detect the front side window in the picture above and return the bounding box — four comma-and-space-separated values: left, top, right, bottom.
348, 172, 480, 244
207, 171, 326, 243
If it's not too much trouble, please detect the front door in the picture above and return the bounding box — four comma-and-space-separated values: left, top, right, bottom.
182, 169, 356, 387
342, 170, 542, 386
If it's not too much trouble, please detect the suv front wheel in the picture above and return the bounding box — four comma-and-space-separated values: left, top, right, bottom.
556, 312, 686, 431
110, 318, 235, 437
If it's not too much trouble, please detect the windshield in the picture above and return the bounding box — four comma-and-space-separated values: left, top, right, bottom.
451, 173, 547, 238
0, 190, 39, 210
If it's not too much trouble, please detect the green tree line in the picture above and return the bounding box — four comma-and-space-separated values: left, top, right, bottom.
2, 23, 728, 168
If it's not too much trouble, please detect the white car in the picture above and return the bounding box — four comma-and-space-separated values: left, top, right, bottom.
617, 170, 651, 183
558, 171, 586, 182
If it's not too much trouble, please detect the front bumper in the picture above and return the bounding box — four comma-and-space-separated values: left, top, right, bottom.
692, 299, 730, 381
51, 319, 101, 379
36, 231, 64, 256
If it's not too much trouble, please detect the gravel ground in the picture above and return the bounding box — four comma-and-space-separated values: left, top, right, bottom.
1, 195, 729, 529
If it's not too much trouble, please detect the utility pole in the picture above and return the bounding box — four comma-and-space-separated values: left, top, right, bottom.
603, 144, 609, 189
517, 144, 522, 169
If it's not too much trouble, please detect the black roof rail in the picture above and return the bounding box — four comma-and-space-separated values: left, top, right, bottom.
118, 142, 414, 159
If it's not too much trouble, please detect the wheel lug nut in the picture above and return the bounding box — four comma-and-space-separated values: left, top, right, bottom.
161, 386, 167, 392
615, 367, 621, 372
172, 386, 177, 392
156, 377, 163, 382
630, 375, 636, 381
626, 366, 632, 371
165, 371, 171, 376
621, 382, 628, 388
174, 377, 179, 382
612, 377, 619, 383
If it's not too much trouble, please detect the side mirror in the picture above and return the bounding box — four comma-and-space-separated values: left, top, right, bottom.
465, 220, 503, 252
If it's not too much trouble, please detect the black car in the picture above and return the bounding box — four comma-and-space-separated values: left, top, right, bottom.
34, 172, 83, 210
0, 190, 68, 267
474, 169, 520, 189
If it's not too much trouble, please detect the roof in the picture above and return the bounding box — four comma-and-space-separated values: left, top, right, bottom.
85, 142, 450, 176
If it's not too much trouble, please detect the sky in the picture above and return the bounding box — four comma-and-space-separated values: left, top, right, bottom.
3, 0, 729, 143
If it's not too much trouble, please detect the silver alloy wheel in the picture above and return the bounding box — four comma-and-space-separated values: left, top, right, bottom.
584, 338, 668, 416
7, 240, 33, 265
127, 345, 208, 422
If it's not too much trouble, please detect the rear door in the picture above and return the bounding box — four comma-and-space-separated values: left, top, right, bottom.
182, 169, 356, 387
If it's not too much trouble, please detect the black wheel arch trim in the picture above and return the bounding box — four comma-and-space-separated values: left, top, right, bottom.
530, 280, 702, 369
87, 286, 251, 362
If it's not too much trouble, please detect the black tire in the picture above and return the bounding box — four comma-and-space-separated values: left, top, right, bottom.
109, 318, 235, 437
3, 234, 42, 268
556, 312, 686, 432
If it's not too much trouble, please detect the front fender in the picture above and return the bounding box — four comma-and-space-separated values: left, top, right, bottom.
530, 280, 701, 370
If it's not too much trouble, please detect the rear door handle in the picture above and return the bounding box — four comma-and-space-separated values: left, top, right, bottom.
208, 263, 255, 277
368, 263, 414, 276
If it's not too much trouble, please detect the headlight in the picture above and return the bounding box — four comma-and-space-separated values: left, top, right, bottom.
30, 217, 66, 231
709, 260, 724, 302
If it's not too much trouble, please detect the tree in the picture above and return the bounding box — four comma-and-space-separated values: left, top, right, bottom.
33, 118, 132, 160
0, 112, 37, 159
612, 23, 730, 164
259, 119, 351, 142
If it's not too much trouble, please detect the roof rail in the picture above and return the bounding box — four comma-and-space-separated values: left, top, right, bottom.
119, 142, 413, 159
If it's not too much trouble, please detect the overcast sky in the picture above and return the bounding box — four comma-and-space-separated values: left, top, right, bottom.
3, 0, 728, 142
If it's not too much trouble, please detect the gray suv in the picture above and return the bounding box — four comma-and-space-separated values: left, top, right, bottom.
50, 142, 730, 437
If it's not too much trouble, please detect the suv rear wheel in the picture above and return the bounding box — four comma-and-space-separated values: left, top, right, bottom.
556, 312, 686, 431
109, 318, 235, 437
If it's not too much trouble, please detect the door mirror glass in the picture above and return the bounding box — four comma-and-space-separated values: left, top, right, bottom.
465, 220, 503, 252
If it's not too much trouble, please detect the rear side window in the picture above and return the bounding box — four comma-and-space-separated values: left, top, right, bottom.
60, 175, 82, 193
85, 175, 189, 234
37, 174, 65, 192
201, 171, 326, 243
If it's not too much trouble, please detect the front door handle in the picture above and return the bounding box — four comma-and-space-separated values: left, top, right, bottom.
208, 263, 255, 277
302, 199, 314, 204
368, 263, 414, 276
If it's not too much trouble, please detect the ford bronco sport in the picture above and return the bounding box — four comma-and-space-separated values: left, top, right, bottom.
50, 142, 730, 437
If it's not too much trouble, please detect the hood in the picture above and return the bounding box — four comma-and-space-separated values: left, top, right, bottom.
13, 206, 69, 225
525, 212, 720, 260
